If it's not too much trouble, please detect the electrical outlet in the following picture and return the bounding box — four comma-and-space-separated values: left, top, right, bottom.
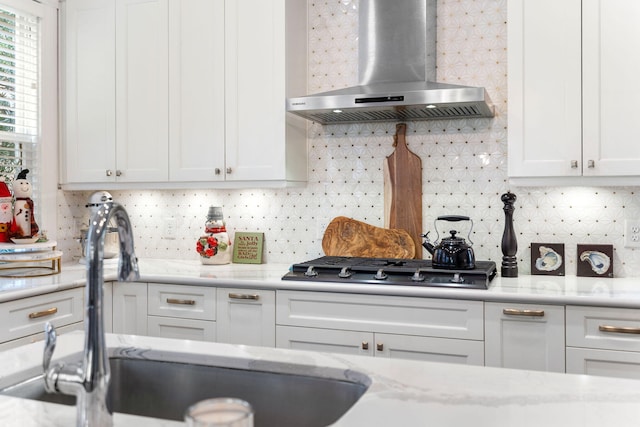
316, 217, 330, 240
624, 219, 640, 248
164, 217, 177, 240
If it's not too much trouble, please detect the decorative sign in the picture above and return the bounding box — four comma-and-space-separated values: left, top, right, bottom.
577, 244, 613, 278
232, 232, 264, 264
530, 243, 565, 276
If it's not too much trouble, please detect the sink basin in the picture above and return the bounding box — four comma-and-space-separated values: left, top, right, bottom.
1, 357, 369, 427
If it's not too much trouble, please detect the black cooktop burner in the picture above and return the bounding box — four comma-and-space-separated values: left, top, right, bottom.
282, 256, 497, 289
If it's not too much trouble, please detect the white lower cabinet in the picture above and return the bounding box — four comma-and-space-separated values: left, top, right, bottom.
485, 302, 565, 372
566, 305, 640, 378
0, 288, 84, 351
216, 288, 275, 347
276, 290, 485, 365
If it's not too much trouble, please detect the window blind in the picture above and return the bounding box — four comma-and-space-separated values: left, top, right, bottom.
0, 4, 39, 196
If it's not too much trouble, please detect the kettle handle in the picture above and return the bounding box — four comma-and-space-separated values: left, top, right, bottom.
436, 215, 470, 222
434, 216, 474, 246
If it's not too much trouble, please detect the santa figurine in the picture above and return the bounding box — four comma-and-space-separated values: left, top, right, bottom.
0, 180, 12, 242
11, 169, 39, 239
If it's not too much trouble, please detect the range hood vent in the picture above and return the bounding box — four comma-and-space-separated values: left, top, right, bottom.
287, 0, 494, 125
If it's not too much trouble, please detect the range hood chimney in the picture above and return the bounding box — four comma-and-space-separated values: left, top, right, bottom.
287, 0, 494, 125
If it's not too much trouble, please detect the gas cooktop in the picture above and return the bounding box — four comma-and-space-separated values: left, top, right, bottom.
282, 256, 497, 289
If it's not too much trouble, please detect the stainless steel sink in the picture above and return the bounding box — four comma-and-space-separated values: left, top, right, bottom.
1, 357, 369, 427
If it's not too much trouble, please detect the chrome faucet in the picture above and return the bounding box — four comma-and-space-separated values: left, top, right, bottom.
43, 202, 139, 427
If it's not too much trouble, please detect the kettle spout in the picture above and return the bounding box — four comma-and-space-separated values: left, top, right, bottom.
421, 232, 435, 255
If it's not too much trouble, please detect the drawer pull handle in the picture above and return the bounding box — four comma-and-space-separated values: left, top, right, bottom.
228, 293, 259, 300
28, 307, 58, 319
599, 325, 640, 334
167, 298, 196, 305
503, 308, 545, 317
361, 341, 369, 350
376, 343, 384, 351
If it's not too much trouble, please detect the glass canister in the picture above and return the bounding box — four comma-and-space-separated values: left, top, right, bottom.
196, 206, 232, 265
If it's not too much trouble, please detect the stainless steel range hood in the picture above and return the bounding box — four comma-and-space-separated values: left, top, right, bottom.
287, 0, 494, 125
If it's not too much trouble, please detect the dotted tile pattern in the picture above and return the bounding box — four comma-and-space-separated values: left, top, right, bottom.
56, 0, 640, 277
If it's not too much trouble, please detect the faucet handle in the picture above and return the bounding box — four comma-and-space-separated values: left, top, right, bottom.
43, 322, 57, 372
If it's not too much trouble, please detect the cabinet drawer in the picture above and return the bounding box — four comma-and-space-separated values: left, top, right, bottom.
567, 305, 640, 352
276, 291, 483, 340
147, 316, 216, 342
0, 322, 83, 352
148, 283, 215, 321
0, 288, 84, 343
566, 347, 640, 380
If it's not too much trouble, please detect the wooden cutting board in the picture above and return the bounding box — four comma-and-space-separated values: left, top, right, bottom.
384, 123, 423, 259
322, 216, 415, 259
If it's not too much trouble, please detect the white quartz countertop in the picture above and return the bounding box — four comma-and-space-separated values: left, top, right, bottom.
1, 333, 640, 427
2, 258, 638, 308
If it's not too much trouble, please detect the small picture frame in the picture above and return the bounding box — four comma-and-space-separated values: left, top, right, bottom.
232, 232, 265, 264
577, 244, 613, 278
530, 243, 565, 276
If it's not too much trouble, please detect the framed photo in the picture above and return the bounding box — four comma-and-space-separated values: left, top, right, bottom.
577, 244, 613, 278
530, 243, 565, 276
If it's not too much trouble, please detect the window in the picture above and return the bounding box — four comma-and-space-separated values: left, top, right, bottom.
0, 3, 40, 211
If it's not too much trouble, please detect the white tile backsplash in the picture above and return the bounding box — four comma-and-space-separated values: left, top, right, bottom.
56, 0, 640, 277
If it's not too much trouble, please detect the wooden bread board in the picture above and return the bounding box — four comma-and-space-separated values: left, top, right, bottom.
322, 216, 415, 259
384, 123, 423, 258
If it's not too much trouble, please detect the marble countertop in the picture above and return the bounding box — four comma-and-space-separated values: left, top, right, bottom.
2, 258, 637, 308
0, 332, 639, 427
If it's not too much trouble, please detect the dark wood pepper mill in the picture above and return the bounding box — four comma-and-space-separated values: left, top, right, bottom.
500, 191, 518, 277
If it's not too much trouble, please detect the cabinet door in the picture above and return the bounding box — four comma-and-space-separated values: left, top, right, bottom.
62, 0, 116, 183
216, 288, 275, 347
225, 0, 306, 182
276, 325, 374, 356
582, 0, 640, 176
168, 0, 226, 182
566, 347, 640, 379
485, 302, 565, 372
112, 282, 148, 335
115, 0, 169, 182
374, 333, 484, 366
507, 0, 582, 177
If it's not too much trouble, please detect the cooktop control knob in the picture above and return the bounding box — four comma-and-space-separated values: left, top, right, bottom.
411, 270, 425, 282
374, 268, 388, 280
304, 266, 318, 277
338, 267, 353, 278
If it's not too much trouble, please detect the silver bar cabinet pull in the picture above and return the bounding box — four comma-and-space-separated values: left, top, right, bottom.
228, 293, 260, 300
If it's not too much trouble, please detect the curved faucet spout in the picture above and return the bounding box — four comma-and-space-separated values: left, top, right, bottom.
44, 202, 139, 427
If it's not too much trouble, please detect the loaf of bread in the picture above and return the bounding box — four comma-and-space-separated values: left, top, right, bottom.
322, 216, 416, 259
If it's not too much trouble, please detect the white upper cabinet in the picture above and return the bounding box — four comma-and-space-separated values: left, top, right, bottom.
508, 0, 640, 183
62, 0, 168, 184
61, 0, 307, 189
223, 0, 307, 183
